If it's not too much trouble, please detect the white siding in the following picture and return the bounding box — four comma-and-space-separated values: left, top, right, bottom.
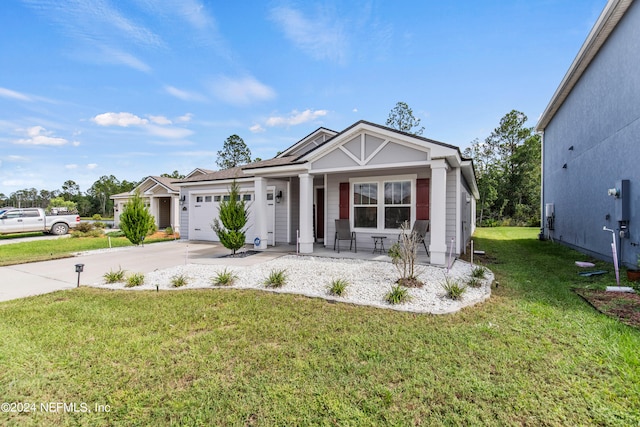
272, 180, 289, 244
446, 168, 458, 255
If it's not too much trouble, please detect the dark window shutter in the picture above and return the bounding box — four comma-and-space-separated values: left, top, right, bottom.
339, 182, 349, 219
416, 178, 429, 220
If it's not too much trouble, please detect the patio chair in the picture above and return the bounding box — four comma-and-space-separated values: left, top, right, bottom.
398, 220, 430, 256
334, 219, 357, 253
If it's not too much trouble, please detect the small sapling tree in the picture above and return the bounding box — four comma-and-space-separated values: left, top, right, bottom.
388, 221, 424, 288
212, 181, 248, 255
119, 191, 155, 246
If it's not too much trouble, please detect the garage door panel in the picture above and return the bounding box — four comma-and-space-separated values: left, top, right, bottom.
190, 193, 256, 242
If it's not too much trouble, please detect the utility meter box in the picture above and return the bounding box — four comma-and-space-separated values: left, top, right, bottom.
615, 179, 630, 222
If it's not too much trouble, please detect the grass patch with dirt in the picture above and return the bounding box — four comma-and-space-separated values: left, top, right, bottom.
0, 227, 638, 426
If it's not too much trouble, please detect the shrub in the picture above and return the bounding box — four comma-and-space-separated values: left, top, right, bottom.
471, 266, 487, 279
93, 221, 107, 229
105, 230, 125, 237
147, 222, 158, 236
71, 229, 103, 238
211, 268, 237, 286
264, 269, 287, 288
92, 214, 103, 221
75, 222, 95, 233
389, 221, 424, 288
212, 181, 249, 255
164, 226, 174, 236
386, 285, 410, 304
125, 273, 145, 288
329, 279, 349, 296
442, 277, 466, 300
467, 277, 482, 288
120, 191, 155, 245
171, 274, 189, 288
103, 268, 125, 283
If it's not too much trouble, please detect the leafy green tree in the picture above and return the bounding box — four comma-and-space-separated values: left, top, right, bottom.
61, 180, 80, 200
212, 181, 248, 255
386, 101, 425, 135
46, 196, 77, 213
88, 175, 120, 216
161, 170, 185, 179
119, 191, 155, 246
216, 135, 252, 170
465, 110, 541, 226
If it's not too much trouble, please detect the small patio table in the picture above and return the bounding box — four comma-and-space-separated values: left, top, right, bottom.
372, 236, 387, 254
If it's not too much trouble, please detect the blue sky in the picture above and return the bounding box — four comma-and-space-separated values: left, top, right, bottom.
1, 0, 606, 195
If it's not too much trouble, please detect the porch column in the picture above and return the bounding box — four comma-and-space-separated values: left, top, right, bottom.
253, 177, 268, 250
429, 160, 448, 265
299, 173, 314, 253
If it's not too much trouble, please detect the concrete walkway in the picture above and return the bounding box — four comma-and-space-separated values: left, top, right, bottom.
0, 241, 285, 302
0, 240, 432, 302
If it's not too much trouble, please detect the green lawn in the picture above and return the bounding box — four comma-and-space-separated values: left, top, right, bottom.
0, 227, 638, 426
0, 234, 176, 266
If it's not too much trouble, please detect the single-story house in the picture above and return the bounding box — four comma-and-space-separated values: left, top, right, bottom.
176, 120, 478, 266
536, 0, 640, 268
111, 169, 213, 232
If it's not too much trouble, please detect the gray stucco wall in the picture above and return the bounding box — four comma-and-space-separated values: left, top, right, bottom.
542, 0, 640, 268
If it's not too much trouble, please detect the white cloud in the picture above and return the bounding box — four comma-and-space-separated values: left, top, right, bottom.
250, 124, 265, 133
87, 163, 98, 170
210, 75, 275, 106
7, 155, 28, 162
148, 115, 172, 125
147, 125, 193, 139
164, 85, 206, 102
176, 113, 193, 123
266, 109, 328, 127
92, 112, 149, 127
270, 6, 347, 64
0, 87, 32, 102
14, 126, 69, 146
353, 108, 358, 113
98, 46, 151, 72
65, 164, 78, 169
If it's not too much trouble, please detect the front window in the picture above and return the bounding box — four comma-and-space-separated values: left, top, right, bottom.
351, 176, 416, 230
384, 181, 411, 228
353, 183, 377, 228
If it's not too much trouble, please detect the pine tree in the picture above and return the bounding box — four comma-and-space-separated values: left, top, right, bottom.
119, 191, 155, 246
212, 181, 248, 255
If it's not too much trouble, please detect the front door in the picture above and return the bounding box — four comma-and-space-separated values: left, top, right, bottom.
267, 190, 275, 246
158, 198, 171, 229
316, 188, 324, 242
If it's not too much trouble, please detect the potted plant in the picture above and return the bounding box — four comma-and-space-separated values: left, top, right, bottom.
627, 254, 640, 282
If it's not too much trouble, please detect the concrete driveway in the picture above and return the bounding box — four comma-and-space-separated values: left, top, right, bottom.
0, 241, 286, 302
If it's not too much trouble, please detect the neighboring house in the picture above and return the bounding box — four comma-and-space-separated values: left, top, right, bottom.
536, 0, 640, 268
111, 169, 214, 233
176, 120, 478, 266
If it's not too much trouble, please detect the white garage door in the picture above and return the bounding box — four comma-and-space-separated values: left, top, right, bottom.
190, 194, 218, 241
190, 192, 267, 243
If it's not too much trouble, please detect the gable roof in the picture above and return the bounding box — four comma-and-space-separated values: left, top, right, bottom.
111, 175, 180, 199
276, 127, 338, 158
176, 120, 476, 197
536, 0, 633, 131
299, 120, 464, 161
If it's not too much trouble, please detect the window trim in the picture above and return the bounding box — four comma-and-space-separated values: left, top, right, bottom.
349, 174, 417, 232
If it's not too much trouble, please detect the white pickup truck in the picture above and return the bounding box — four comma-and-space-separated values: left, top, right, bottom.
0, 207, 81, 235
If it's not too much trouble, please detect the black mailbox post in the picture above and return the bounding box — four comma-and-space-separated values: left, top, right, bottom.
75, 263, 84, 287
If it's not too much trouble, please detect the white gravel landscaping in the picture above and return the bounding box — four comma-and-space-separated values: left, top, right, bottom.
91, 255, 494, 314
